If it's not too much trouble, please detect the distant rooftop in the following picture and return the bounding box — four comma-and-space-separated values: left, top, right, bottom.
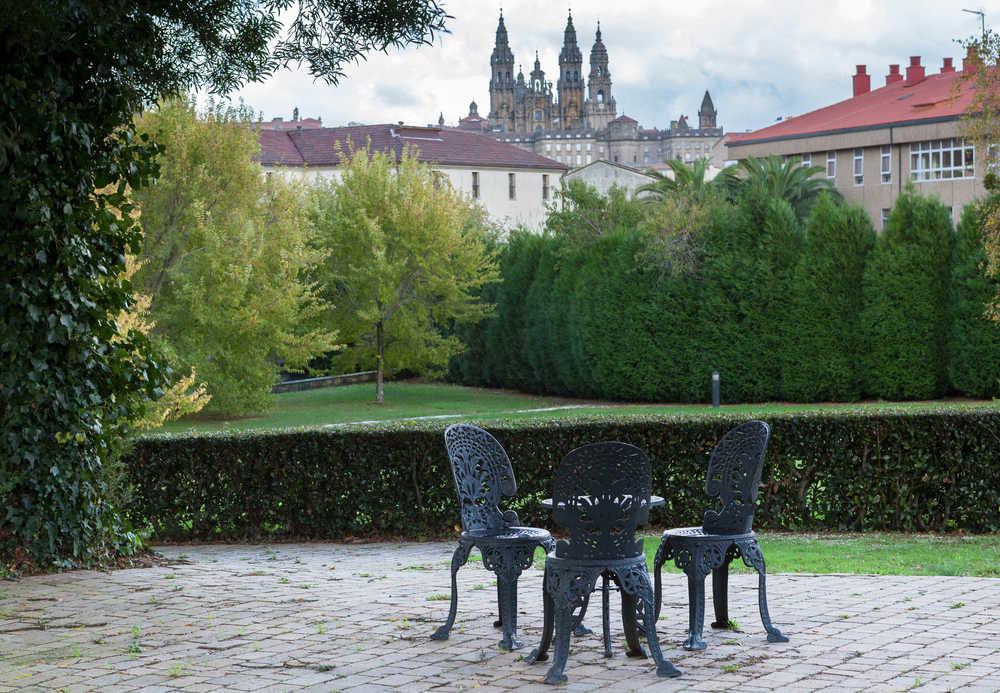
257, 123, 568, 171
729, 55, 975, 146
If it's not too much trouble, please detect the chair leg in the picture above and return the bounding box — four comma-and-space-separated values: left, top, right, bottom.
544, 606, 574, 685
683, 573, 707, 651
619, 587, 647, 658
494, 581, 503, 628
710, 558, 731, 629
496, 571, 524, 650
737, 539, 788, 644
617, 564, 682, 679
601, 572, 613, 658
653, 536, 669, 620
431, 540, 473, 641
571, 591, 594, 637
528, 568, 554, 664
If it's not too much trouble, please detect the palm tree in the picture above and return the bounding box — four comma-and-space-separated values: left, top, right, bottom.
638, 159, 713, 202
717, 155, 840, 220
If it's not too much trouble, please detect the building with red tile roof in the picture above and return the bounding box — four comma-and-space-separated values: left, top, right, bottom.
726, 53, 986, 228
257, 123, 567, 230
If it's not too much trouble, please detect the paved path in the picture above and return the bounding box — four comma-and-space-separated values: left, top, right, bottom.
1, 542, 998, 692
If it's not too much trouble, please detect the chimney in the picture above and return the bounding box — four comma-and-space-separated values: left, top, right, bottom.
964, 45, 980, 75
886, 64, 903, 85
905, 56, 925, 85
852, 64, 871, 96
941, 57, 955, 73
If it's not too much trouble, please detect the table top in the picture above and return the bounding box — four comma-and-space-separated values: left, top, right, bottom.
540, 494, 665, 509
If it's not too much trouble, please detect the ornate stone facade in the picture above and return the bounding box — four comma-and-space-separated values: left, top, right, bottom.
455, 12, 725, 171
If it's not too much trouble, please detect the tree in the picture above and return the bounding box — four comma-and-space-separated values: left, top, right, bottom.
717, 155, 839, 221
2, 1, 448, 569
638, 159, 714, 202
959, 31, 1000, 320
134, 99, 338, 415
949, 198, 1000, 397
860, 187, 953, 399
781, 194, 875, 401
309, 146, 497, 403
546, 178, 646, 242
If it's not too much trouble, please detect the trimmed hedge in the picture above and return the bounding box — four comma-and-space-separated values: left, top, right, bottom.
126, 408, 1000, 540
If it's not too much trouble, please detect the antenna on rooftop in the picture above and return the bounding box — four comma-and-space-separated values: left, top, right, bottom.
963, 8, 986, 39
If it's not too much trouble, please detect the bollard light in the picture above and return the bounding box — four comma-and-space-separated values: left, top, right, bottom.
712, 371, 720, 408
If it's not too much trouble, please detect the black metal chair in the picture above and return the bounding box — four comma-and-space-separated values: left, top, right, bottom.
528, 442, 681, 684
653, 420, 788, 651
431, 424, 554, 651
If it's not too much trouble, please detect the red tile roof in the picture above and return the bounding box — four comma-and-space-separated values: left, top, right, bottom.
257, 124, 568, 171
728, 66, 974, 146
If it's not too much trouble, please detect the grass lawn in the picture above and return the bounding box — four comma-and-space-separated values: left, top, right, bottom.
483, 533, 1000, 577
156, 381, 997, 435
643, 532, 1000, 578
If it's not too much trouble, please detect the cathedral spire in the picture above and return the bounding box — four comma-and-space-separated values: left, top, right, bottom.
698, 90, 717, 129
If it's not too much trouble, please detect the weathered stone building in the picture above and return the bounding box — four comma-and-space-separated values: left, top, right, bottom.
454, 12, 725, 170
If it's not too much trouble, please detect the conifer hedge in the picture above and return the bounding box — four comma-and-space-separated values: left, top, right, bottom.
451, 185, 999, 402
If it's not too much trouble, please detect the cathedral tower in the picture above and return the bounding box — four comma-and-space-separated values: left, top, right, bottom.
698, 90, 718, 129
586, 22, 616, 130
557, 11, 585, 130
489, 12, 516, 132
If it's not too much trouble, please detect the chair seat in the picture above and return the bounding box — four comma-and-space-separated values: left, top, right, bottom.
662, 526, 755, 543
464, 526, 552, 546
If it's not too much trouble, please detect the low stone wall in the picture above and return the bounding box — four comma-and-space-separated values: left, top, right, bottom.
271, 370, 377, 394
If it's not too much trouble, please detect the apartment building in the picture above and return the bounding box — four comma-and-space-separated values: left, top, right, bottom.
726, 54, 985, 228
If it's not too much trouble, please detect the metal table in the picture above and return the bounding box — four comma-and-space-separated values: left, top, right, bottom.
540, 495, 665, 657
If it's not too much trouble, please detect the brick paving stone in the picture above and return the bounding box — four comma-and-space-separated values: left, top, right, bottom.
0, 541, 998, 691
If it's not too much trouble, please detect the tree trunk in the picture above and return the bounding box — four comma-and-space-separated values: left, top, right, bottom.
375, 319, 384, 404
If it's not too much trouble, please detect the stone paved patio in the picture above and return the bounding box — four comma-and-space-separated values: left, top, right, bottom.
1, 542, 998, 692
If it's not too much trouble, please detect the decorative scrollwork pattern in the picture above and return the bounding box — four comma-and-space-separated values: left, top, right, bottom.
444, 424, 518, 534
552, 442, 652, 560
702, 421, 771, 535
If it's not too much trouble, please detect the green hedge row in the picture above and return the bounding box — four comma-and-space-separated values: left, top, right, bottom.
126, 408, 1000, 540
450, 188, 1000, 402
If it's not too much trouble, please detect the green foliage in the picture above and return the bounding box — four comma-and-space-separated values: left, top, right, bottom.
781, 194, 876, 401
1, 1, 448, 569
134, 99, 337, 416
546, 178, 645, 241
127, 408, 1000, 540
717, 155, 840, 221
949, 199, 1000, 397
308, 146, 497, 402
638, 159, 714, 202
861, 187, 954, 399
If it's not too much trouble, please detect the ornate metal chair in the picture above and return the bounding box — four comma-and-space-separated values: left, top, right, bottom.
430, 424, 554, 651
653, 420, 788, 651
527, 442, 681, 684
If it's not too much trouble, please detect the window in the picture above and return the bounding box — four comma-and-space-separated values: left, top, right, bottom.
853, 148, 864, 185
801, 153, 811, 167
576, 154, 581, 165
542, 174, 550, 201
909, 138, 975, 181
586, 143, 592, 151
508, 172, 516, 200
880, 208, 890, 230
576, 143, 581, 151
881, 145, 892, 184
545, 143, 550, 152
472, 172, 480, 200
826, 151, 836, 179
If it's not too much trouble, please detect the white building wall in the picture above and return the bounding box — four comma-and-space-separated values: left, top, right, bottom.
263, 163, 560, 232
564, 161, 654, 197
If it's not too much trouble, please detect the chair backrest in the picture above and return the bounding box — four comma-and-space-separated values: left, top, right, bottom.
702, 420, 771, 535
552, 441, 652, 560
443, 424, 517, 535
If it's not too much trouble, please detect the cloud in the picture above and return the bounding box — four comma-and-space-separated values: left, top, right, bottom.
225, 0, 997, 133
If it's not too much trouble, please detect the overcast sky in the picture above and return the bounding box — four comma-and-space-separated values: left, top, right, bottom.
227, 0, 998, 134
